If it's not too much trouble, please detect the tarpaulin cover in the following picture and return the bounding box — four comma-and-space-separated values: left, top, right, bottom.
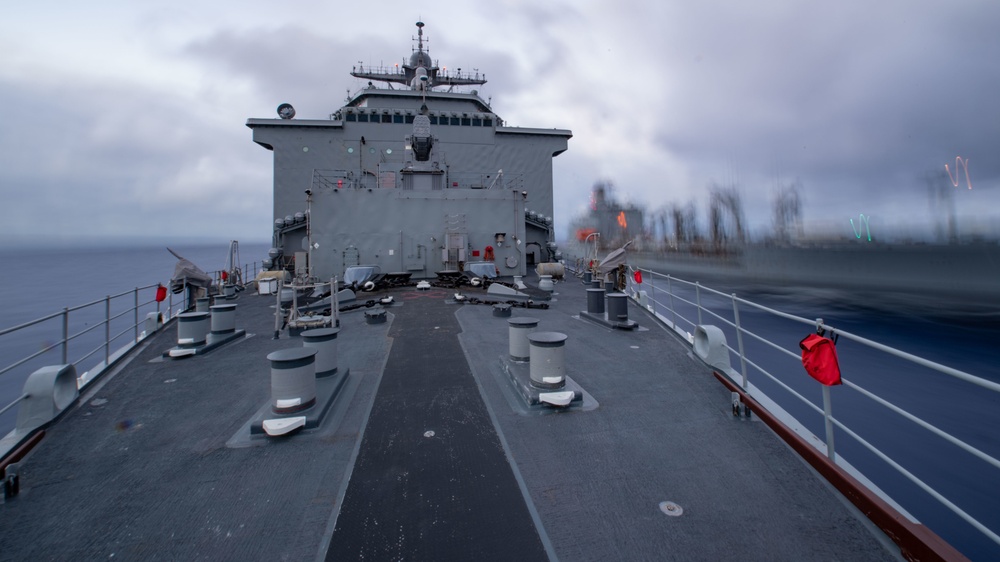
167, 248, 213, 294
594, 240, 634, 278
799, 333, 842, 386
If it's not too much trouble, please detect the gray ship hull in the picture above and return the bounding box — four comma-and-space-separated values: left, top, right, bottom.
618, 242, 1000, 313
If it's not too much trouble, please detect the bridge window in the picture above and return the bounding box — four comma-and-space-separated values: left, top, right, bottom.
346, 113, 357, 122
358, 114, 369, 122
393, 115, 404, 124
483, 118, 493, 127
450, 117, 460, 126
381, 114, 392, 123
461, 118, 471, 126
429, 116, 438, 125
472, 118, 482, 126
405, 115, 414, 124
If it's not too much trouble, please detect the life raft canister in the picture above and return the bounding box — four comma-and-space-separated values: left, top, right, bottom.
799, 333, 842, 386
155, 284, 167, 303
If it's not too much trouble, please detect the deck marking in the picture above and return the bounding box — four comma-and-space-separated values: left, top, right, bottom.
315, 315, 395, 561
324, 297, 549, 561
456, 308, 561, 562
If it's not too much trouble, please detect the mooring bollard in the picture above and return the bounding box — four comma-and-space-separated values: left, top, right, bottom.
266, 347, 318, 413
302, 327, 339, 377
508, 317, 539, 361
210, 304, 237, 335
607, 293, 629, 322
586, 288, 605, 315
528, 331, 568, 388
177, 312, 210, 346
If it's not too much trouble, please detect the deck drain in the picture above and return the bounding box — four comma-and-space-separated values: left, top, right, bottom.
424, 430, 435, 438
659, 501, 683, 516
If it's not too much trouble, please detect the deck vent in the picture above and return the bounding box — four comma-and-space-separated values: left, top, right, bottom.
15, 364, 79, 436
693, 325, 732, 372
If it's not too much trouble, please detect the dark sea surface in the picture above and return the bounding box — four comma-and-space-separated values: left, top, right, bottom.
0, 241, 270, 437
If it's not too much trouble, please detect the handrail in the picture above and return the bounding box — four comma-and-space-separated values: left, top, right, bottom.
613, 262, 1000, 551
0, 259, 263, 428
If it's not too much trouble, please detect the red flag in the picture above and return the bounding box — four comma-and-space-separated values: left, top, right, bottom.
799, 334, 842, 386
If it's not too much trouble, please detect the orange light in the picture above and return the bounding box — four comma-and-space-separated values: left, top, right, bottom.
617, 211, 627, 229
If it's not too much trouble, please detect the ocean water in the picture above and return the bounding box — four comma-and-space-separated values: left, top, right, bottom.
0, 241, 271, 436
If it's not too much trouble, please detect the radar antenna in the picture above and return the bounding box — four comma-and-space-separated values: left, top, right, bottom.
350, 21, 487, 92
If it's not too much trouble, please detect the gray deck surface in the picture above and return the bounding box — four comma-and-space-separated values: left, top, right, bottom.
325, 289, 547, 561
0, 276, 898, 561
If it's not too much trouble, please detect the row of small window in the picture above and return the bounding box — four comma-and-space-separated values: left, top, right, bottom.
344, 113, 494, 127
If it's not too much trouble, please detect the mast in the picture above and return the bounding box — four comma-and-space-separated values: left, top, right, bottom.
350, 22, 487, 91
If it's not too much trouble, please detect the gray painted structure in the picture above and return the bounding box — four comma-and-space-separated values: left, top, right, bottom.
248, 23, 571, 280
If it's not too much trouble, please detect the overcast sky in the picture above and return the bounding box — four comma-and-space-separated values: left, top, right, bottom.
3, 0, 998, 246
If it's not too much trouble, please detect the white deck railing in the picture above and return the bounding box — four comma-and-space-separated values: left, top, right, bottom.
615, 263, 1000, 550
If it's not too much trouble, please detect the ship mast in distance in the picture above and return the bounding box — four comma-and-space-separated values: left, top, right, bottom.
350, 21, 487, 91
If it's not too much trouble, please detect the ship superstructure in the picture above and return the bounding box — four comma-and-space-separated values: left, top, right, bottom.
247, 22, 571, 281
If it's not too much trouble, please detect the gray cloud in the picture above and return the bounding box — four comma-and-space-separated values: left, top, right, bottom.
644, 1, 1000, 232
2, 2, 998, 247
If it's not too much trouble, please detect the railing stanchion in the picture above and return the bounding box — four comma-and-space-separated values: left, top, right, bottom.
696, 282, 703, 326
667, 275, 677, 330
732, 294, 748, 389
648, 269, 655, 311
333, 276, 340, 328
134, 287, 139, 343
105, 295, 111, 366
61, 308, 69, 364
823, 385, 836, 461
